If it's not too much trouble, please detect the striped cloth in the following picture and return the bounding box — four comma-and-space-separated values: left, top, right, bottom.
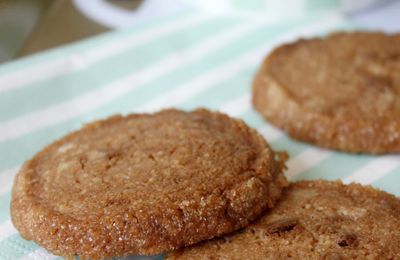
0, 9, 399, 260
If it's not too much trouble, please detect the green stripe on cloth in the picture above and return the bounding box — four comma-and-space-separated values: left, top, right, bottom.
294, 153, 375, 181
232, 0, 267, 10
306, 0, 340, 10
271, 138, 310, 158
180, 67, 256, 110
373, 167, 400, 196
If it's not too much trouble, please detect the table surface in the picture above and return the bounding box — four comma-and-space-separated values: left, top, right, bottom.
0, 8, 399, 260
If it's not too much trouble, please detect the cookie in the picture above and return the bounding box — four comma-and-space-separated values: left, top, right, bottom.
253, 32, 400, 153
167, 180, 400, 259
11, 109, 288, 259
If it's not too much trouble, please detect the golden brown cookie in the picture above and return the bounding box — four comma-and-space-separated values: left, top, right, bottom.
167, 180, 400, 259
253, 32, 400, 153
11, 109, 288, 259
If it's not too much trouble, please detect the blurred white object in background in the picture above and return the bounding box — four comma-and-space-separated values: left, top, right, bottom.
341, 0, 381, 12
178, 0, 336, 22
342, 0, 400, 32
73, 0, 400, 32
73, 0, 185, 28
182, 0, 400, 31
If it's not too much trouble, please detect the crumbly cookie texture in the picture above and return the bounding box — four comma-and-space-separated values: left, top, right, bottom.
11, 109, 287, 259
253, 31, 400, 153
167, 180, 400, 260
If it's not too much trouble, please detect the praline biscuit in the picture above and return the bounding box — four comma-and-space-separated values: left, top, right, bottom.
11, 109, 287, 259
167, 180, 400, 259
253, 32, 400, 153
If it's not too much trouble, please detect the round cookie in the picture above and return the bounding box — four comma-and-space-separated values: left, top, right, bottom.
167, 180, 400, 259
11, 109, 288, 259
252, 32, 400, 153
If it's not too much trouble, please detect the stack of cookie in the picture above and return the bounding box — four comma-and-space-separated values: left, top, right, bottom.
10, 32, 400, 259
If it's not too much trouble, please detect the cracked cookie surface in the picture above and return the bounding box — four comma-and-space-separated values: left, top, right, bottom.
253, 32, 400, 153
11, 109, 287, 259
167, 180, 400, 259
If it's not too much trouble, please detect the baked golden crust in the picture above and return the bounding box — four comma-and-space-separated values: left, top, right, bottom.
11, 109, 288, 259
167, 180, 400, 259
253, 32, 400, 153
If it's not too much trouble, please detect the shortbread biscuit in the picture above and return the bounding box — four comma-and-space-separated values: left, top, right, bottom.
253, 32, 400, 153
168, 180, 400, 259
11, 109, 287, 259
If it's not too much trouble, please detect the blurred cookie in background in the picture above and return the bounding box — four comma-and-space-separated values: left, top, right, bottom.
253, 31, 400, 153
